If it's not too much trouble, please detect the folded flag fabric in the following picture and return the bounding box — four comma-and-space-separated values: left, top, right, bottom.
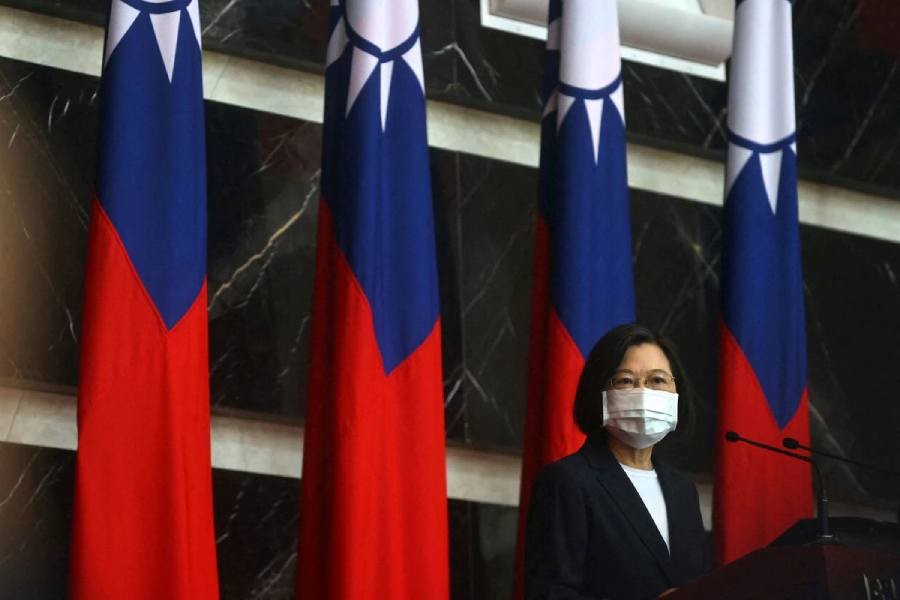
70, 0, 219, 597
296, 1, 449, 598
714, 0, 813, 566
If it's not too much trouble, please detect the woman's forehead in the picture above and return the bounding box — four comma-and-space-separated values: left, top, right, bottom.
616, 343, 671, 371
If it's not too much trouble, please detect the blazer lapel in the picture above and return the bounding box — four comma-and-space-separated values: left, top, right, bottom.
655, 460, 692, 576
582, 438, 677, 584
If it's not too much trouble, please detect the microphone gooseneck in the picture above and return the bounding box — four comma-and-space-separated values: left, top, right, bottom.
783, 436, 900, 526
783, 437, 900, 478
725, 431, 835, 543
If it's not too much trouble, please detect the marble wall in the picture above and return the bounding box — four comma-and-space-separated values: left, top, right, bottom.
10, 0, 900, 191
2, 0, 900, 596
0, 441, 517, 599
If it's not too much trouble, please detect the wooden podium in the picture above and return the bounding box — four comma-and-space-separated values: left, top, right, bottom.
667, 544, 900, 599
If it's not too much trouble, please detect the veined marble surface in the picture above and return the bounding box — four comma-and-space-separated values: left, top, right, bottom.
1, 3, 900, 596
0, 440, 520, 598
2, 0, 899, 194
1, 51, 900, 504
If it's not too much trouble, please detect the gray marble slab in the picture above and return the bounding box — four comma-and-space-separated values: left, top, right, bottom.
1, 45, 899, 510
2, 0, 900, 192
0, 441, 519, 599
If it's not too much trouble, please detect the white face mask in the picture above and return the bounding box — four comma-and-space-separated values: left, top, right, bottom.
602, 388, 679, 449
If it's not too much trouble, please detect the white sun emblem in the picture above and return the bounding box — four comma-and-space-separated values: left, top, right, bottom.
542, 0, 625, 164
326, 0, 425, 132
725, 0, 796, 214
104, 0, 202, 83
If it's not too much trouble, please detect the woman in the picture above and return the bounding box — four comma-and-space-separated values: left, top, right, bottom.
525, 323, 709, 600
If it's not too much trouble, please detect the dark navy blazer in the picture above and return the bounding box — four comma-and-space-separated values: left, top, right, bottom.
525, 437, 709, 600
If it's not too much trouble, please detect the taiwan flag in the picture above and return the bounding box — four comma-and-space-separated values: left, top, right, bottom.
295, 0, 449, 598
714, 0, 813, 565
69, 0, 218, 598
514, 0, 636, 595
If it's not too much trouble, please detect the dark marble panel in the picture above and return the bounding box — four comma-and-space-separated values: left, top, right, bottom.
456, 154, 536, 449
0, 442, 73, 599
623, 65, 727, 153
0, 0, 326, 61
0, 441, 519, 599
431, 150, 467, 441
205, 106, 321, 418
0, 441, 304, 598
801, 227, 900, 503
199, 0, 327, 70
0, 0, 106, 26
794, 0, 900, 191
0, 59, 95, 387
629, 191, 723, 473
448, 499, 518, 600
213, 468, 299, 599
431, 0, 543, 114
420, 0, 465, 105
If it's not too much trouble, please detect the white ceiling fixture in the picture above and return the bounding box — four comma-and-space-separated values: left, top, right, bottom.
480, 0, 734, 81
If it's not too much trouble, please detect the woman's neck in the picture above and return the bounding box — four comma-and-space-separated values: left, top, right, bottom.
607, 436, 654, 470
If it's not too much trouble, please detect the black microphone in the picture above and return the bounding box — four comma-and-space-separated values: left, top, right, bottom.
725, 431, 835, 542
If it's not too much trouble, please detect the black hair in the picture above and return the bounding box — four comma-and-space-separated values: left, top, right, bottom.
573, 322, 692, 441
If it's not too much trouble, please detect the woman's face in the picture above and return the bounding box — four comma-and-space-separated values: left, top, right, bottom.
608, 343, 677, 393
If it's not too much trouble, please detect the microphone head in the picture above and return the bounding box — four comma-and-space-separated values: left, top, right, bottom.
724, 431, 740, 442
783, 437, 800, 449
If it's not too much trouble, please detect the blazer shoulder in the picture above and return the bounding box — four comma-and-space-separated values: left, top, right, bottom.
533, 451, 593, 492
